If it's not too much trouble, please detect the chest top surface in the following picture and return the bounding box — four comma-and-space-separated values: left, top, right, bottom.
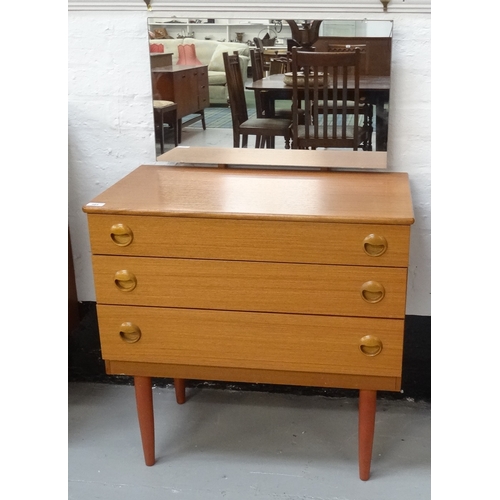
83, 165, 414, 225
151, 64, 208, 73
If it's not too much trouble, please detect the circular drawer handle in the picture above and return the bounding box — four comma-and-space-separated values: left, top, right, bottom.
119, 322, 142, 343
110, 224, 133, 247
359, 335, 383, 356
363, 234, 387, 257
360, 281, 385, 303
114, 270, 137, 292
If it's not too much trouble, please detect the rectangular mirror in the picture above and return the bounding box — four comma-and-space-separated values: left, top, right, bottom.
147, 18, 392, 164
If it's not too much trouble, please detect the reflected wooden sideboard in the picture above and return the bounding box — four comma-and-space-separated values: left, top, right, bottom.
151, 64, 209, 140
83, 158, 414, 480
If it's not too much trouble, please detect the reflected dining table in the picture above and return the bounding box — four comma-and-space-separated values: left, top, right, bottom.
246, 74, 390, 152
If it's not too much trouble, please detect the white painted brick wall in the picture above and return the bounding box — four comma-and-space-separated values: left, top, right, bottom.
68, 7, 431, 316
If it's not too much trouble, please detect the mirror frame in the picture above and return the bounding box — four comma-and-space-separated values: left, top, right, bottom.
147, 17, 392, 162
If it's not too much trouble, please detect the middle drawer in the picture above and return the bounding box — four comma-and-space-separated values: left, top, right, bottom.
93, 256, 408, 318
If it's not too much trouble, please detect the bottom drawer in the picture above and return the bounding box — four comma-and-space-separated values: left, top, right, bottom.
97, 305, 404, 378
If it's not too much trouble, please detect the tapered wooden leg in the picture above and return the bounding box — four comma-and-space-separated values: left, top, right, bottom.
134, 376, 155, 466
177, 118, 182, 144
173, 378, 186, 404
358, 389, 377, 481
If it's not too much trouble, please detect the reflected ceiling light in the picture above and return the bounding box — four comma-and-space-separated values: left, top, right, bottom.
144, 0, 152, 11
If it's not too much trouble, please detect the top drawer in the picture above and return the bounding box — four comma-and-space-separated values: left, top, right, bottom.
87, 214, 410, 267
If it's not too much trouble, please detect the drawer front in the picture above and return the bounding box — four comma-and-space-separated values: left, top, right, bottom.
196, 68, 209, 107
97, 305, 405, 378
92, 256, 408, 318
88, 214, 410, 267
172, 70, 195, 116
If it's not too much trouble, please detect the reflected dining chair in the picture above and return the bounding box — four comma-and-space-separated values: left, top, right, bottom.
328, 44, 369, 73
290, 47, 361, 150
250, 49, 267, 119
153, 100, 178, 154
252, 38, 271, 74
250, 48, 293, 148
250, 49, 293, 119
269, 54, 291, 75
223, 51, 291, 149
324, 44, 373, 150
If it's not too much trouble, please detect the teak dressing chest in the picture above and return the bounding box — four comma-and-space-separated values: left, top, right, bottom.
83, 163, 414, 480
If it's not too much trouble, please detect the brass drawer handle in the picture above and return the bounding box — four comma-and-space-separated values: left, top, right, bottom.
359, 335, 383, 356
363, 234, 387, 257
114, 270, 137, 292
119, 322, 142, 343
360, 281, 385, 303
110, 224, 133, 247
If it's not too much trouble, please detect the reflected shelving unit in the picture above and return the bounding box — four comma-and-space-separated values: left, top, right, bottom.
148, 18, 291, 45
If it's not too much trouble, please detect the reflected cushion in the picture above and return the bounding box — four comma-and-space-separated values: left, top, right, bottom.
177, 44, 203, 66
208, 44, 230, 72
208, 71, 227, 85
208, 44, 249, 72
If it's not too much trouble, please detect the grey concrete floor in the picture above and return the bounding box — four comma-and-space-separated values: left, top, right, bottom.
69, 382, 430, 499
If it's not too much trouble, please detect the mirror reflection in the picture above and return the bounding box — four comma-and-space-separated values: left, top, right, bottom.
147, 18, 392, 162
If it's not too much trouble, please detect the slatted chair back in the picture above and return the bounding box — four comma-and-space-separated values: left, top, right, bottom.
269, 55, 291, 75
320, 44, 373, 151
250, 49, 266, 119
328, 44, 368, 75
251, 48, 265, 81
251, 48, 293, 129
223, 51, 250, 130
290, 47, 361, 150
